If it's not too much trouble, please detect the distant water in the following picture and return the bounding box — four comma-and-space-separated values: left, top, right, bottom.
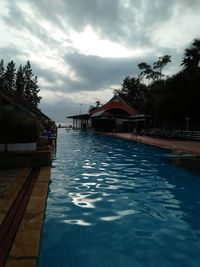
56, 120, 72, 127
38, 129, 200, 267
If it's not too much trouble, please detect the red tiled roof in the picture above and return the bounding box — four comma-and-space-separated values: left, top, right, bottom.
90, 95, 137, 116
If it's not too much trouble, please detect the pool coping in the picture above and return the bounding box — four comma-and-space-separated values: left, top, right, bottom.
102, 132, 200, 156
0, 166, 51, 267
101, 132, 200, 174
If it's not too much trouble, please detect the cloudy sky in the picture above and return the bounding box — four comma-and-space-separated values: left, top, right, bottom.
0, 0, 200, 122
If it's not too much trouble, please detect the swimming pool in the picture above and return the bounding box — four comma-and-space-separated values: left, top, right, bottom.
38, 130, 200, 267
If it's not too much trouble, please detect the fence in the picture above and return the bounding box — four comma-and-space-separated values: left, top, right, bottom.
145, 128, 200, 141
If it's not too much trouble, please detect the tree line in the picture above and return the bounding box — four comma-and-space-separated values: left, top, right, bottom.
0, 60, 41, 106
116, 38, 200, 130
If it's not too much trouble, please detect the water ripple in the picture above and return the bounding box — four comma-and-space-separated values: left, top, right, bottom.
38, 130, 200, 267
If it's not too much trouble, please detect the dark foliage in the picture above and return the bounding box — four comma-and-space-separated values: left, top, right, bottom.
115, 76, 147, 112
157, 70, 200, 129
89, 101, 102, 113
181, 38, 200, 71
116, 39, 200, 130
1, 59, 41, 107
4, 60, 16, 91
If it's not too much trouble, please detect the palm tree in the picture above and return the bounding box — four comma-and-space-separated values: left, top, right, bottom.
181, 38, 200, 70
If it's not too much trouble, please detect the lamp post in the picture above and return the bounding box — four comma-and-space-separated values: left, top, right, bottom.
79, 103, 83, 115
186, 117, 189, 131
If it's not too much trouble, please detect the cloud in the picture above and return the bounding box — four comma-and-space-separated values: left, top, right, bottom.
39, 94, 91, 122
64, 52, 154, 91
0, 46, 29, 62
27, 0, 177, 48
3, 0, 200, 51
34, 51, 157, 94
1, 0, 200, 121
2, 0, 177, 48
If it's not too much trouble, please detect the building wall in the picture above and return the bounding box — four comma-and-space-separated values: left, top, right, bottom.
73, 118, 89, 129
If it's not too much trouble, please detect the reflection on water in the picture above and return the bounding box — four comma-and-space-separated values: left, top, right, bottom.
38, 130, 200, 267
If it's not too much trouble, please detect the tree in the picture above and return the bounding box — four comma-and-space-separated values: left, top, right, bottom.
0, 59, 4, 78
153, 55, 172, 80
29, 76, 41, 106
181, 38, 200, 71
116, 76, 147, 112
138, 62, 158, 82
89, 100, 102, 113
1, 58, 42, 106
23, 61, 41, 106
16, 65, 25, 96
138, 55, 171, 82
4, 60, 16, 90
23, 61, 33, 100
0, 59, 6, 88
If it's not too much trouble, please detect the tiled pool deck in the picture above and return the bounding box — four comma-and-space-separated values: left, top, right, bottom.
0, 167, 51, 267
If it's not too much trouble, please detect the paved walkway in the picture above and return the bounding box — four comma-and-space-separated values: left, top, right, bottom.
0, 167, 51, 267
0, 169, 21, 197
105, 132, 200, 155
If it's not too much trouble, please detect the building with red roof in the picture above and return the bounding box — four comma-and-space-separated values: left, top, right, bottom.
67, 94, 140, 132
89, 94, 138, 131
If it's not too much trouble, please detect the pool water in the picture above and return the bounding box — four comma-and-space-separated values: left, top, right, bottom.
38, 130, 200, 267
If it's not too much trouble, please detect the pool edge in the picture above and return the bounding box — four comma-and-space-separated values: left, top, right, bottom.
4, 166, 51, 267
